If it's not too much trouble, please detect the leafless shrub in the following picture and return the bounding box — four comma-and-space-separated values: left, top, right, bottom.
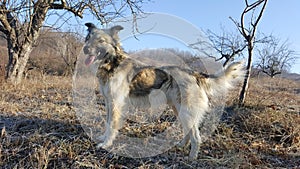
256, 36, 298, 78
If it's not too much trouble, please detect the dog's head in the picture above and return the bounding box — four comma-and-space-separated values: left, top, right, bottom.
83, 23, 124, 66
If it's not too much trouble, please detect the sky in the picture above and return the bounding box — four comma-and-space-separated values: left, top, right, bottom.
137, 0, 300, 73
54, 0, 300, 73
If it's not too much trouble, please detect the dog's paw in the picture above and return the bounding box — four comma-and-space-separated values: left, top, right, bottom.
177, 140, 190, 148
96, 141, 112, 149
188, 149, 198, 161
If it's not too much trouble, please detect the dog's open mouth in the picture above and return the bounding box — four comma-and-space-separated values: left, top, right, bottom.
85, 52, 109, 66
85, 55, 96, 66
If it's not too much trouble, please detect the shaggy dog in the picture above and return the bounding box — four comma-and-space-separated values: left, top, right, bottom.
83, 23, 245, 159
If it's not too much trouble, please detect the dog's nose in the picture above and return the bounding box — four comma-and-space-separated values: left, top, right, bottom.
83, 46, 90, 54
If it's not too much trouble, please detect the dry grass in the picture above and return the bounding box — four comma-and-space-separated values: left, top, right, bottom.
0, 75, 299, 168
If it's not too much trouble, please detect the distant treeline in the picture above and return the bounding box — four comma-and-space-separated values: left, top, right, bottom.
1, 32, 212, 79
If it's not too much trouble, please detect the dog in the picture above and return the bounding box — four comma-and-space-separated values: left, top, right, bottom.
83, 23, 245, 160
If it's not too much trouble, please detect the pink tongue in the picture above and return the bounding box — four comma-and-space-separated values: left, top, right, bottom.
85, 56, 96, 66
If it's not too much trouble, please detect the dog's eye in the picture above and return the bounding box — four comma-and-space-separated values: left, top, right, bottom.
98, 39, 104, 43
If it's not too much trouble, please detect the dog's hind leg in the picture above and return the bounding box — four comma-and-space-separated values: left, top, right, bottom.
172, 106, 190, 148
179, 116, 201, 160
188, 124, 201, 160
176, 105, 203, 160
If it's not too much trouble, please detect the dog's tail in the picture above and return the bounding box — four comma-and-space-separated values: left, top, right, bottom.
203, 61, 245, 97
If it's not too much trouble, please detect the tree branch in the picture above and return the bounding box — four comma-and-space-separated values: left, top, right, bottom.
49, 1, 85, 18
251, 0, 268, 37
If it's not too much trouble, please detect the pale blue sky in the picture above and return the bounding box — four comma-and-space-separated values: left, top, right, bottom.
140, 0, 300, 73
53, 0, 300, 73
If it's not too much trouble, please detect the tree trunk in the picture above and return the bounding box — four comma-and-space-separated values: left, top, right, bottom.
4, 1, 50, 84
239, 42, 253, 105
6, 45, 33, 84
5, 33, 19, 82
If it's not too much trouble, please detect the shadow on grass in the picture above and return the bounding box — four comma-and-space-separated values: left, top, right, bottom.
0, 114, 194, 168
0, 114, 105, 168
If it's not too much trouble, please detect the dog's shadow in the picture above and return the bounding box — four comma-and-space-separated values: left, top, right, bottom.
0, 114, 85, 136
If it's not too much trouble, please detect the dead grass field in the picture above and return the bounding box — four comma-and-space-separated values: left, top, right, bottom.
0, 75, 299, 168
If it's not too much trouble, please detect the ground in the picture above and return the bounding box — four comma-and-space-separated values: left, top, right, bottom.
0, 75, 299, 168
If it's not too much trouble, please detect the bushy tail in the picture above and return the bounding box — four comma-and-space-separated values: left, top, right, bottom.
205, 61, 245, 97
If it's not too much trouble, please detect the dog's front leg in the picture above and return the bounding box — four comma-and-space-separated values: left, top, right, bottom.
97, 98, 110, 142
97, 100, 123, 149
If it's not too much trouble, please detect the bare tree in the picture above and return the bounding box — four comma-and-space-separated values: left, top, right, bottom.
230, 0, 268, 105
60, 31, 82, 76
0, 0, 146, 84
37, 30, 83, 76
256, 37, 297, 78
205, 28, 247, 67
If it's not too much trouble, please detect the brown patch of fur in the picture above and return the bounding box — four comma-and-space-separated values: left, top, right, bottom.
129, 68, 169, 96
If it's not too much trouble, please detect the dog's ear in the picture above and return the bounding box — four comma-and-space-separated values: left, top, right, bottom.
85, 23, 97, 33
109, 25, 123, 40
